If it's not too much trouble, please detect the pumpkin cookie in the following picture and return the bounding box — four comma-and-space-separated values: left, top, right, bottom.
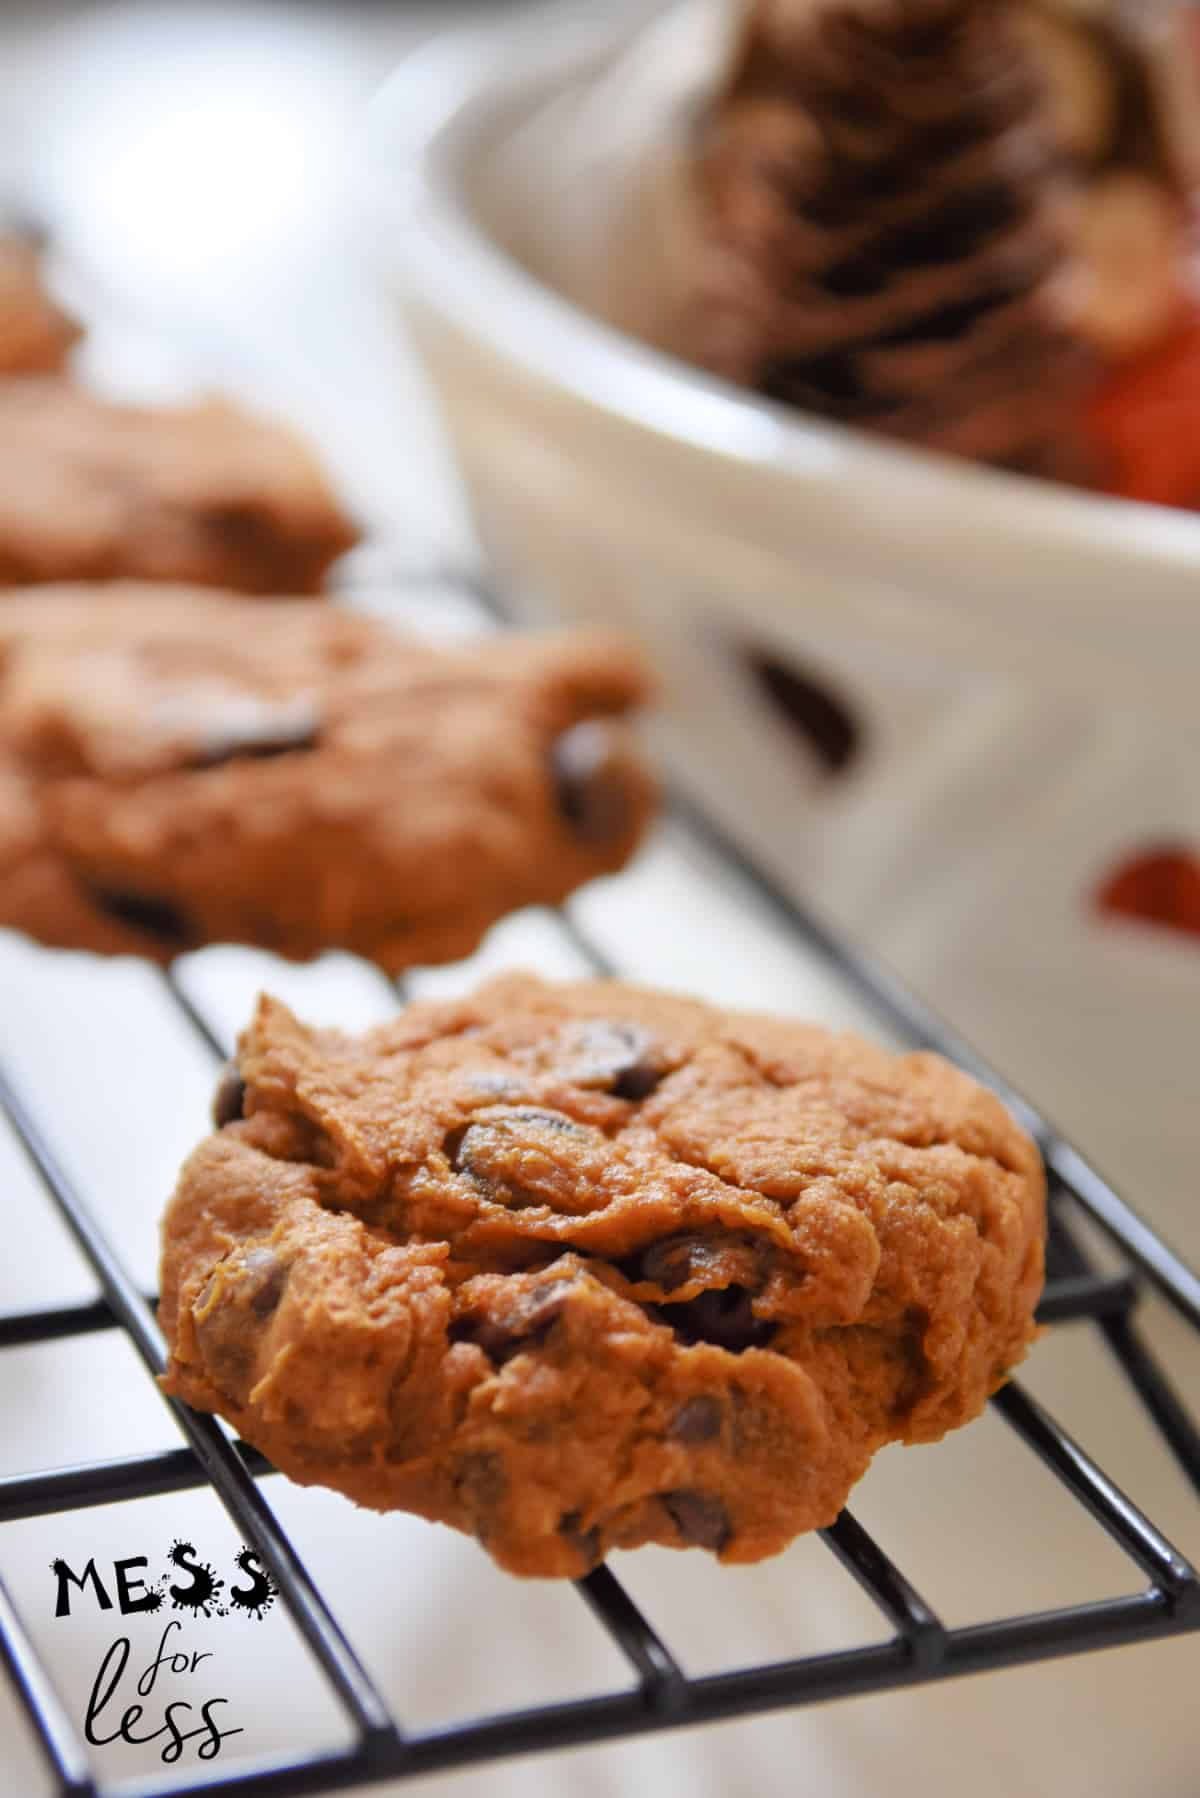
0, 589, 655, 966
0, 378, 356, 592
160, 974, 1045, 1576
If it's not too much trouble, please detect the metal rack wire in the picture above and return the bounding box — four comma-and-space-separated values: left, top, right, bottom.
0, 575, 1198, 1798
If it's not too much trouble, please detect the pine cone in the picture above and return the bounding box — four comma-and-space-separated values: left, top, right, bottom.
685, 0, 1094, 475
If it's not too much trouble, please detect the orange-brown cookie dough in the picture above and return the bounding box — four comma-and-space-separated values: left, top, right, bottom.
0, 378, 356, 592
0, 589, 655, 966
160, 975, 1046, 1577
0, 238, 80, 373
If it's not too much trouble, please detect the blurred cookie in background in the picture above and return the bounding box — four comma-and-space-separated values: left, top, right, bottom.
0, 233, 80, 373
0, 585, 657, 968
0, 377, 358, 593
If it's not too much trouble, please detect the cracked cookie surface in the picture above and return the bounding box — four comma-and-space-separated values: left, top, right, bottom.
0, 378, 356, 591
0, 590, 655, 966
160, 974, 1045, 1576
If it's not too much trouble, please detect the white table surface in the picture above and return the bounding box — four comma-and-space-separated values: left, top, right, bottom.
0, 7, 1196, 1797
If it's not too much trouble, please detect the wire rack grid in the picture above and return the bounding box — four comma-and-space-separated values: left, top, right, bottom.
0, 571, 1197, 1798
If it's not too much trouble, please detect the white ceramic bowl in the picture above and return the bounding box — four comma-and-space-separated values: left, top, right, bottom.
364, 0, 1200, 1239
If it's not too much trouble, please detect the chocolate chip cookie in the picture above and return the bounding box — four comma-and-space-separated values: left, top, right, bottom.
0, 378, 356, 592
0, 589, 655, 966
159, 975, 1046, 1577
0, 239, 80, 374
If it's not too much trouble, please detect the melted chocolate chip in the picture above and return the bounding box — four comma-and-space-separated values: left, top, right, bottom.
635, 1233, 759, 1295
451, 1109, 590, 1201
212, 1061, 246, 1128
449, 1280, 572, 1365
613, 1063, 664, 1101
240, 1247, 288, 1318
559, 1510, 601, 1568
88, 885, 192, 947
550, 720, 632, 844
452, 1109, 586, 1167
187, 702, 322, 768
501, 1108, 588, 1133
569, 1022, 664, 1101
629, 1236, 775, 1353
662, 1489, 731, 1551
666, 1286, 777, 1354
669, 1396, 723, 1444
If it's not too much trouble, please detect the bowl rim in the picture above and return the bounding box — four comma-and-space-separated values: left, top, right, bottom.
363, 2, 1200, 618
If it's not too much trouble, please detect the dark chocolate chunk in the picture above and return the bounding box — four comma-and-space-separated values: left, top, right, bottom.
87, 884, 192, 947
612, 1062, 664, 1101
193, 1272, 259, 1398
212, 1061, 246, 1128
498, 1108, 589, 1134
635, 1232, 760, 1295
452, 1108, 587, 1166
666, 1286, 777, 1354
240, 1246, 288, 1318
669, 1395, 723, 1444
449, 1279, 572, 1365
550, 720, 632, 844
568, 1021, 664, 1101
630, 1235, 775, 1352
451, 1108, 591, 1202
662, 1489, 731, 1551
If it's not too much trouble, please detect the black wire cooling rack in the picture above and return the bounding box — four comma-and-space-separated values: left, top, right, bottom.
0, 572, 1198, 1798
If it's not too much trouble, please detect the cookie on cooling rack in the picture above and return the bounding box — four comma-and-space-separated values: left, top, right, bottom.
159, 973, 1046, 1577
0, 378, 357, 592
0, 587, 656, 966
0, 238, 80, 374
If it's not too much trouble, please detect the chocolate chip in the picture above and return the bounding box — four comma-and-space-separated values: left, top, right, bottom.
569, 1022, 664, 1100
559, 1510, 601, 1568
666, 1286, 777, 1354
451, 1108, 590, 1199
449, 1279, 572, 1365
636, 1233, 758, 1294
669, 1396, 723, 1444
662, 1489, 731, 1551
240, 1247, 288, 1318
212, 1061, 246, 1128
633, 1237, 766, 1294
187, 701, 322, 768
613, 1062, 664, 1101
193, 1270, 259, 1398
452, 1109, 586, 1168
501, 1109, 588, 1134
87, 885, 192, 947
550, 720, 632, 844
637, 1234, 712, 1294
